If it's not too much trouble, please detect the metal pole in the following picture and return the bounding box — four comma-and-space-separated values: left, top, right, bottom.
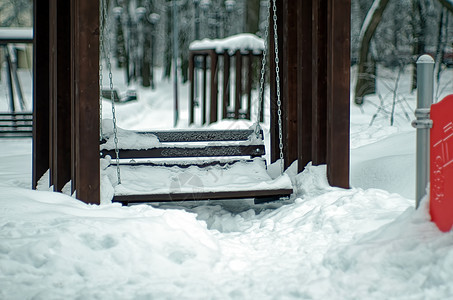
4, 47, 16, 113
413, 54, 434, 209
172, 0, 179, 127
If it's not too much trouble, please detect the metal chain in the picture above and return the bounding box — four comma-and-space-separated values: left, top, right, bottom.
272, 0, 284, 174
102, 0, 121, 184
255, 0, 271, 139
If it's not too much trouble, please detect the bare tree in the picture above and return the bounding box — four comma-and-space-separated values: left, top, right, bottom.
354, 0, 390, 105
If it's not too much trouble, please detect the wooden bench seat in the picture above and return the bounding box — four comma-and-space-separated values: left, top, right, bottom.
100, 127, 293, 205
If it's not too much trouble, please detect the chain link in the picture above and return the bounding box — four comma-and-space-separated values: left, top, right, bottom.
272, 0, 284, 174
101, 0, 121, 184
255, 0, 271, 139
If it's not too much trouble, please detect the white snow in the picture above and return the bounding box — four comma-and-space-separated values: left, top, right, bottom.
103, 158, 292, 197
0, 27, 33, 40
189, 33, 264, 55
1, 62, 453, 299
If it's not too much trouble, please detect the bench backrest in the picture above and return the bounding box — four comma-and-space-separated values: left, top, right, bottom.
100, 129, 265, 159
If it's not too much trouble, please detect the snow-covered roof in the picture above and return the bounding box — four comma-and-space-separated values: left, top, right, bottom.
189, 33, 264, 55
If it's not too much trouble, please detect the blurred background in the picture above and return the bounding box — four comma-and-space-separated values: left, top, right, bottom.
0, 0, 452, 108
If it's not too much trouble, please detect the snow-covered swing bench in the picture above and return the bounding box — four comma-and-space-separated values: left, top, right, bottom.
99, 0, 293, 205
100, 124, 293, 205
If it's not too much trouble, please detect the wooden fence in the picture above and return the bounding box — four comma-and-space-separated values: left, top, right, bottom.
188, 49, 264, 125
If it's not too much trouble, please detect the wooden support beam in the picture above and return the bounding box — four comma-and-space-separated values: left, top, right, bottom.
269, 1, 283, 163
223, 51, 230, 119
71, 0, 100, 204
235, 50, 242, 120
246, 52, 253, 120
297, 0, 313, 172
189, 52, 195, 125
49, 0, 56, 188
209, 50, 218, 124
312, 0, 328, 166
202, 55, 207, 125
54, 0, 72, 192
33, 0, 50, 189
282, 0, 298, 169
327, 0, 350, 188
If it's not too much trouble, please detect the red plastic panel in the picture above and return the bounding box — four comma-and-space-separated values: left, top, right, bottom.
430, 94, 453, 232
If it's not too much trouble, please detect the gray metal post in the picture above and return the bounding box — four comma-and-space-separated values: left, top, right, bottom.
412, 55, 434, 208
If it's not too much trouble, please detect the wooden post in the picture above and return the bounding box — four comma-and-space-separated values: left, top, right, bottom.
312, 0, 328, 166
327, 0, 350, 188
54, 1, 72, 192
189, 51, 195, 125
269, 0, 283, 163
297, 0, 313, 172
49, 0, 56, 189
223, 50, 230, 119
234, 50, 242, 120
48, 0, 72, 192
260, 69, 265, 123
202, 54, 207, 125
33, 0, 50, 189
71, 0, 100, 204
246, 52, 252, 120
282, 0, 298, 169
209, 50, 218, 124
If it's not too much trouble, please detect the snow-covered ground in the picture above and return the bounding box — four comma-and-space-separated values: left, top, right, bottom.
1, 63, 453, 299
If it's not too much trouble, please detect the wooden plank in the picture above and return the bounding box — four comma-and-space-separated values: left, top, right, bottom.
0, 112, 33, 117
297, 0, 313, 172
312, 0, 328, 166
209, 50, 218, 124
282, 0, 298, 169
49, 0, 57, 189
189, 51, 195, 124
71, 0, 100, 204
0, 123, 32, 127
108, 158, 257, 169
112, 129, 263, 142
113, 188, 293, 204
269, 0, 283, 164
246, 52, 253, 120
235, 50, 242, 119
326, 0, 350, 189
202, 55, 207, 124
222, 50, 230, 119
33, 0, 51, 189
100, 144, 266, 159
53, 0, 72, 192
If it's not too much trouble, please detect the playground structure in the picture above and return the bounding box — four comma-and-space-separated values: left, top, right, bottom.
188, 34, 265, 124
32, 0, 351, 205
0, 28, 33, 138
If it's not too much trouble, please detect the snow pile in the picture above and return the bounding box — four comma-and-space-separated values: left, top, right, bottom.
189, 33, 264, 54
101, 119, 161, 150
3, 164, 453, 299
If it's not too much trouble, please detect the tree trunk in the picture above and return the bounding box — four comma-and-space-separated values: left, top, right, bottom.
163, 3, 172, 80
411, 0, 429, 91
245, 0, 260, 34
142, 24, 151, 87
354, 0, 390, 105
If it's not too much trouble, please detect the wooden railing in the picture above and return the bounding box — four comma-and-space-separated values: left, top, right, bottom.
188, 49, 264, 125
